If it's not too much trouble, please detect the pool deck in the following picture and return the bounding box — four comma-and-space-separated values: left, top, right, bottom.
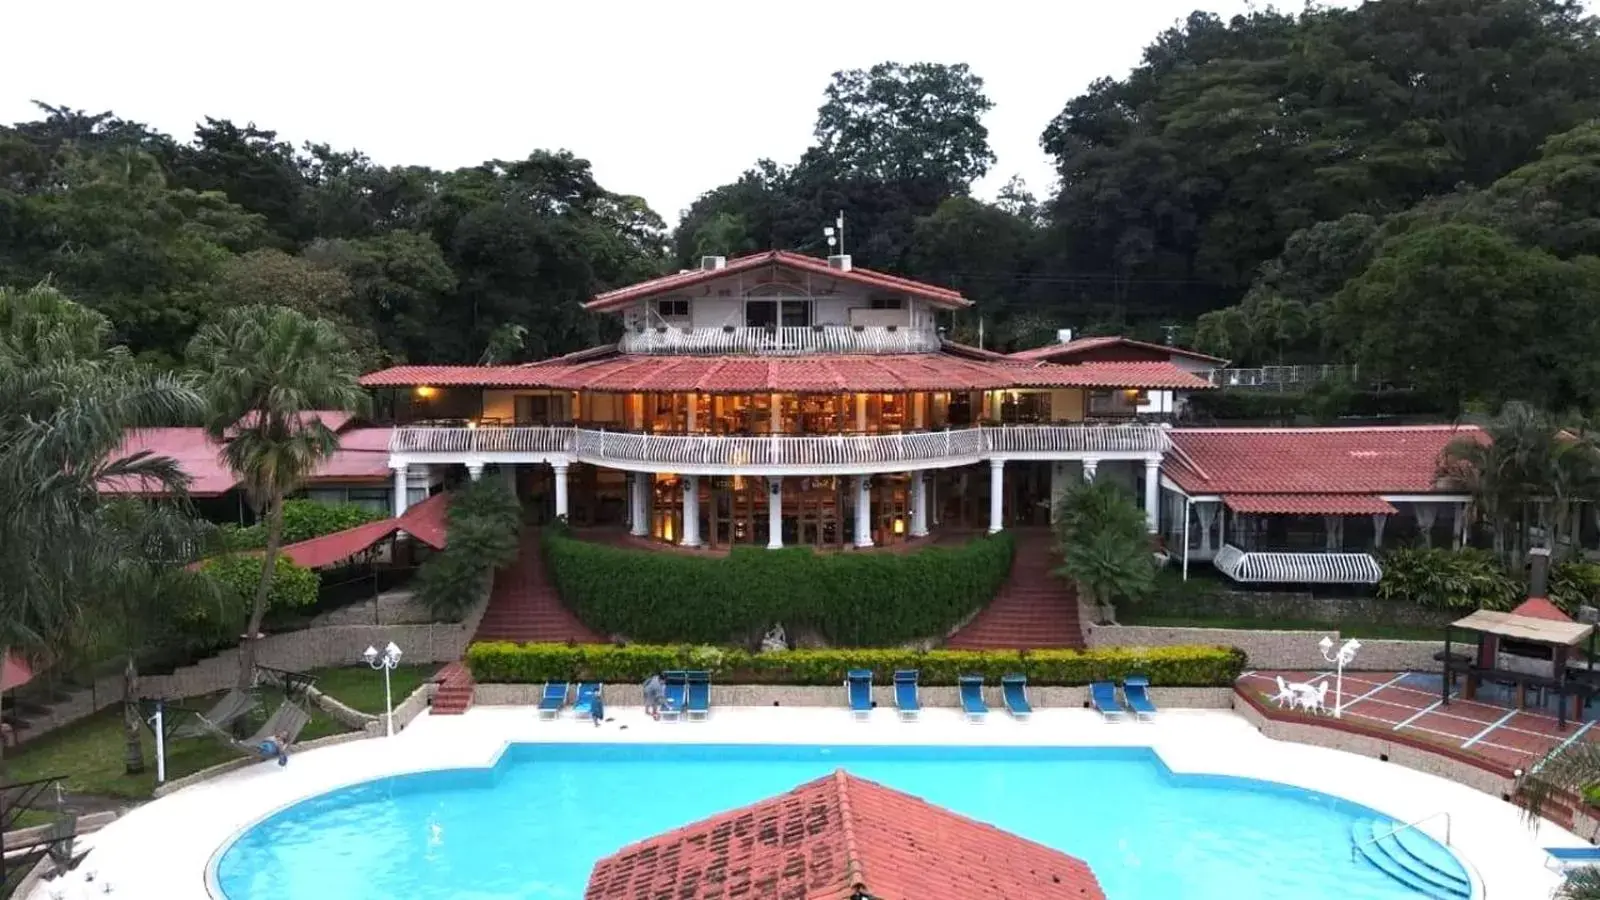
35, 705, 1590, 899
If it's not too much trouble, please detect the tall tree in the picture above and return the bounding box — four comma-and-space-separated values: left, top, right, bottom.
187, 306, 366, 689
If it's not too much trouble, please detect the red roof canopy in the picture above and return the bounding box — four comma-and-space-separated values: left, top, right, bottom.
101, 422, 390, 497
277, 491, 449, 569
1167, 426, 1480, 500
1011, 335, 1227, 365
361, 351, 1212, 393
1223, 493, 1398, 516
584, 769, 1104, 900
586, 250, 971, 311
1512, 596, 1573, 623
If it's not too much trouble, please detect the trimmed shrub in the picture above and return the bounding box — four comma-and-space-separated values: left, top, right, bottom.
467, 641, 1245, 687
1376, 547, 1520, 611
222, 499, 385, 550
1552, 561, 1600, 615
200, 553, 321, 611
542, 527, 1015, 646
415, 479, 521, 621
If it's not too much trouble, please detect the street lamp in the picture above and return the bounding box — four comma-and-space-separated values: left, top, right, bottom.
363, 642, 403, 737
1318, 635, 1361, 719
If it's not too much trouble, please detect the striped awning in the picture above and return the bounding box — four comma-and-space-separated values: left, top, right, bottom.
1213, 544, 1383, 584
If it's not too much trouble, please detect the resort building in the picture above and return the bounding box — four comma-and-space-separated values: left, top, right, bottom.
360, 250, 1212, 550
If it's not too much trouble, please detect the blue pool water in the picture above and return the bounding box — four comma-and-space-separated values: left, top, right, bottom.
215, 744, 1463, 900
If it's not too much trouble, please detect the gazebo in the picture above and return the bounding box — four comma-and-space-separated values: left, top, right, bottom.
1442, 549, 1597, 728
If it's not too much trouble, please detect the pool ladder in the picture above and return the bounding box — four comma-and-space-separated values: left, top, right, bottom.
1351, 810, 1452, 859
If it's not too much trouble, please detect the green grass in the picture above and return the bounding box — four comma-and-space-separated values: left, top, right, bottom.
2, 664, 435, 802
1116, 612, 1446, 642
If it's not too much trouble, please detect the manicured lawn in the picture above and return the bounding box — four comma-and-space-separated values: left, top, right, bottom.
3, 664, 435, 802
1116, 612, 1445, 642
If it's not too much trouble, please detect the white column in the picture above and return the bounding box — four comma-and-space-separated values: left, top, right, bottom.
629, 474, 649, 536
391, 466, 408, 517
912, 394, 925, 429
1143, 459, 1160, 533
466, 462, 484, 481
910, 473, 929, 537
685, 394, 697, 432
682, 475, 701, 547
854, 476, 874, 547
553, 463, 569, 520
1082, 458, 1099, 481
1049, 462, 1067, 524
988, 459, 1005, 534
767, 477, 783, 549
855, 394, 867, 433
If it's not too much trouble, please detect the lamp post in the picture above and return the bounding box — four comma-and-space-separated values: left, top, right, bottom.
363, 642, 403, 737
1318, 635, 1361, 718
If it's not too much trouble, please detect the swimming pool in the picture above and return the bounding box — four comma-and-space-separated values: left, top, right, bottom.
213, 743, 1469, 900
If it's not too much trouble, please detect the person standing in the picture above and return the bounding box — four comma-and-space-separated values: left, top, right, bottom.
642, 672, 664, 720
590, 690, 605, 727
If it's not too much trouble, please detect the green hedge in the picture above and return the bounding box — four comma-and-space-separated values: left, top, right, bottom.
416, 479, 522, 621
542, 526, 1015, 646
466, 641, 1246, 687
222, 499, 385, 551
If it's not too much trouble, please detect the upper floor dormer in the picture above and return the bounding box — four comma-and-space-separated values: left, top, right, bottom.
584, 250, 970, 356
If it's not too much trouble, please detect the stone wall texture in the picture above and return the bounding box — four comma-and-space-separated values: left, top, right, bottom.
1123, 589, 1452, 629
309, 589, 436, 627
1087, 623, 1443, 672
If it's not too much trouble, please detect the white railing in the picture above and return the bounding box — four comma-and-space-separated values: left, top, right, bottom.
388, 423, 1167, 468
1210, 364, 1361, 390
1213, 544, 1383, 584
617, 324, 941, 356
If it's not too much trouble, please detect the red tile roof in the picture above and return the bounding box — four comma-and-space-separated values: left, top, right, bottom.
1223, 493, 1398, 516
361, 352, 1212, 393
585, 250, 971, 311
277, 491, 448, 569
1010, 335, 1227, 365
1166, 426, 1481, 500
584, 769, 1104, 900
101, 420, 389, 497
310, 427, 393, 481
1512, 597, 1573, 623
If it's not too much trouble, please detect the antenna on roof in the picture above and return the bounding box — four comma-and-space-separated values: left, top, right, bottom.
823, 212, 845, 256
1161, 324, 1180, 346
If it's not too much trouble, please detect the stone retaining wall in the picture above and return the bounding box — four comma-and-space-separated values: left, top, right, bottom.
1123, 589, 1452, 628
474, 683, 1234, 710
309, 589, 435, 627
1087, 623, 1443, 672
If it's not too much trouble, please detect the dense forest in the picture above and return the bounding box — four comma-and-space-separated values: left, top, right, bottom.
6, 0, 1600, 412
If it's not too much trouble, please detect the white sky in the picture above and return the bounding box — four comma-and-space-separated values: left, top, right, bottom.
6, 1, 1332, 225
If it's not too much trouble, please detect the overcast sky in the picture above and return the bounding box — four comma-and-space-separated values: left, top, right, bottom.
6, 1, 1338, 225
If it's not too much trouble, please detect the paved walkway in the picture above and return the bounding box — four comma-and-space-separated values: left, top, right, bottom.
946, 528, 1084, 649
472, 532, 602, 645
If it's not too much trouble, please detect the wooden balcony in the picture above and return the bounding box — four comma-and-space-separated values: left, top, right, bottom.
617, 324, 941, 356
387, 423, 1170, 473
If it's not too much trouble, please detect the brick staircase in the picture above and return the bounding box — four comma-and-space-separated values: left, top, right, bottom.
945, 528, 1085, 650
472, 532, 603, 645
431, 662, 475, 715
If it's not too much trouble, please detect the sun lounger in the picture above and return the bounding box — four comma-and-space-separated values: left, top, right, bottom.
846, 669, 873, 720
571, 682, 602, 719
1089, 681, 1125, 722
958, 676, 988, 722
685, 671, 711, 721
1001, 674, 1032, 720
537, 682, 568, 720
1123, 675, 1157, 721
660, 671, 688, 721
1546, 846, 1600, 870
893, 670, 921, 720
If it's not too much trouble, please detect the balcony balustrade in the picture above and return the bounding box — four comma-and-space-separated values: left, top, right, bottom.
388, 423, 1170, 470
617, 324, 942, 356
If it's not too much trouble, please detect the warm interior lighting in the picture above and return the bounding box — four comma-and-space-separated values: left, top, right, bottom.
466, 420, 478, 429
414, 385, 436, 399
893, 517, 905, 535
663, 519, 675, 542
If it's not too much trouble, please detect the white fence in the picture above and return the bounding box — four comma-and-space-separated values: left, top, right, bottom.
617, 325, 941, 356
1209, 365, 1361, 390
389, 424, 1170, 468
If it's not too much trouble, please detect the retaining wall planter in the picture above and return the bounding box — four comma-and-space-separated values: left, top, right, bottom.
1089, 623, 1443, 672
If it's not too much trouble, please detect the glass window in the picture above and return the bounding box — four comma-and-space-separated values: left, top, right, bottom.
869, 297, 903, 310
780, 300, 811, 327
745, 300, 777, 328
347, 488, 389, 515
654, 299, 690, 319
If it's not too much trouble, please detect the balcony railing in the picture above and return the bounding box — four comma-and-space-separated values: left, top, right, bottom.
388, 423, 1169, 468
618, 324, 941, 356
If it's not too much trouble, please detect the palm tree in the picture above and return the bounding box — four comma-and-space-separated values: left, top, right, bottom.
1052, 479, 1156, 617
186, 306, 366, 689
1516, 742, 1600, 898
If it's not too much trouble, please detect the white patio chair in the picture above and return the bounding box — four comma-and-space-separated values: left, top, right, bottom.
1270, 676, 1297, 708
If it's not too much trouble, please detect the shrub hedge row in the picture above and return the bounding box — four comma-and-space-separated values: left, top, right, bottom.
466, 641, 1246, 687
541, 526, 1016, 646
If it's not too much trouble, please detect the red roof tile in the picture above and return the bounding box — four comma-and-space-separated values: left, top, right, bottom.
1010, 336, 1227, 365
585, 250, 971, 311
101, 419, 387, 497
1223, 493, 1398, 516
1513, 597, 1573, 623
584, 769, 1104, 900
361, 352, 1212, 393
308, 427, 393, 482
1167, 426, 1481, 498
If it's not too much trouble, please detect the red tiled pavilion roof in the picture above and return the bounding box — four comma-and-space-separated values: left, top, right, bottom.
584, 770, 1104, 900
585, 250, 971, 311
1512, 596, 1573, 623
1166, 426, 1481, 500
360, 352, 1213, 393
277, 491, 449, 569
1222, 493, 1398, 516
1010, 335, 1227, 365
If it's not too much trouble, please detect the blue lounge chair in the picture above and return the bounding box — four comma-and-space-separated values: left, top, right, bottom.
845, 669, 873, 720
893, 669, 921, 720
1123, 675, 1157, 721
1001, 674, 1032, 720
537, 681, 569, 720
661, 670, 688, 721
959, 675, 988, 722
571, 682, 601, 719
685, 670, 711, 721
1547, 846, 1600, 870
1089, 681, 1125, 722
